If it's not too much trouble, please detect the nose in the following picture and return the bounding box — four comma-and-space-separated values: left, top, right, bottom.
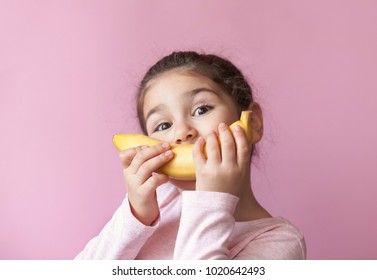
174, 122, 198, 144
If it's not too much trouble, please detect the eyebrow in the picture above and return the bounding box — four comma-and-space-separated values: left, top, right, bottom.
187, 87, 218, 97
144, 87, 219, 121
145, 104, 167, 122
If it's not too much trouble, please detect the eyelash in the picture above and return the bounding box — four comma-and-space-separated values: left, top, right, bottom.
192, 104, 213, 117
154, 122, 171, 132
152, 105, 214, 133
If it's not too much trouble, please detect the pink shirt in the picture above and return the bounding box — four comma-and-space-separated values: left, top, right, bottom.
75, 182, 306, 260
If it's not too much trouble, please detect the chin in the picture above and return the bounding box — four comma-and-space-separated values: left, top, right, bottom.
169, 178, 196, 191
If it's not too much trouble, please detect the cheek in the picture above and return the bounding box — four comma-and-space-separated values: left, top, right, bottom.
198, 114, 239, 137
149, 130, 175, 143
196, 120, 221, 138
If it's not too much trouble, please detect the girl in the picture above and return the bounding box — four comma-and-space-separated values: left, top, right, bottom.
75, 51, 306, 259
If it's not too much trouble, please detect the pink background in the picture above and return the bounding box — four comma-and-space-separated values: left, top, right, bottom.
1, 1, 376, 260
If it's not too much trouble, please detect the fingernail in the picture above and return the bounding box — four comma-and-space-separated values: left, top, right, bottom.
219, 123, 227, 130
196, 136, 204, 144
234, 125, 243, 132
164, 150, 173, 157
161, 142, 170, 148
209, 130, 216, 136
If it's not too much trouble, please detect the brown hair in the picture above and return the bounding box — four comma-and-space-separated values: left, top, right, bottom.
136, 51, 254, 134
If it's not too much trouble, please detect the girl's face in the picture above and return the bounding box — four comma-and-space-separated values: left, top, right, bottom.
142, 71, 240, 143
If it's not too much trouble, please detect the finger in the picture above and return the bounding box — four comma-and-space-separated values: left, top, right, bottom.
205, 131, 221, 163
143, 173, 170, 193
128, 143, 171, 174
233, 125, 251, 167
218, 123, 236, 164
119, 145, 147, 168
193, 136, 206, 166
137, 149, 174, 180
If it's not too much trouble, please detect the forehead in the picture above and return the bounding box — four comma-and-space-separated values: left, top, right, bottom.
146, 70, 219, 93
143, 71, 223, 107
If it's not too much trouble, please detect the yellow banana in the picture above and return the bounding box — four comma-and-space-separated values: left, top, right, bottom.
112, 110, 253, 180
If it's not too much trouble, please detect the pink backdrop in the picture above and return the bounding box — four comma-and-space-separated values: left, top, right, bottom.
1, 1, 376, 259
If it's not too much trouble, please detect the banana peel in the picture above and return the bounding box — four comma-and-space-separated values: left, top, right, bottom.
113, 110, 253, 180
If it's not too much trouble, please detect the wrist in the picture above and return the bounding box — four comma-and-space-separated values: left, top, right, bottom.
182, 190, 239, 212
128, 198, 159, 226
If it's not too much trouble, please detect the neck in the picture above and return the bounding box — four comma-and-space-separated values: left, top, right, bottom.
233, 184, 272, 221
169, 178, 271, 221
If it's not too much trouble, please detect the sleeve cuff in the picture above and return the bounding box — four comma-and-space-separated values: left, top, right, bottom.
181, 191, 239, 214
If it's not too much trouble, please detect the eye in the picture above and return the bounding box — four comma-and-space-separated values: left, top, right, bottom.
154, 122, 172, 132
193, 105, 213, 117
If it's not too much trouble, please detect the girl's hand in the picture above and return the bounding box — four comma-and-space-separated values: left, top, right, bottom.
120, 143, 173, 226
193, 123, 252, 197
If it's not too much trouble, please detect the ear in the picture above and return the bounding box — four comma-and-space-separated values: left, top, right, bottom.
248, 102, 263, 144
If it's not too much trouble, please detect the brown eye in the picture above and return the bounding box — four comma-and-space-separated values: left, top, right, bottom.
155, 122, 171, 132
193, 105, 213, 116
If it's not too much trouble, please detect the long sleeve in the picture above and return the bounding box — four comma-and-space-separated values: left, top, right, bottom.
173, 191, 239, 259
74, 196, 158, 260
74, 183, 306, 260
172, 191, 306, 260
229, 217, 306, 260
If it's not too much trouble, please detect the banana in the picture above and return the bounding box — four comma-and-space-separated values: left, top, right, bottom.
112, 110, 253, 180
